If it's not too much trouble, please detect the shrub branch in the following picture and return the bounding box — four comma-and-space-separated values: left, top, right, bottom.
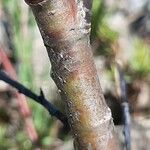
0, 70, 68, 128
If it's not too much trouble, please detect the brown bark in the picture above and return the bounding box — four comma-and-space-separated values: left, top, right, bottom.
25, 0, 118, 149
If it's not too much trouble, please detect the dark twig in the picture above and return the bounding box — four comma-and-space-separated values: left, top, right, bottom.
0, 46, 40, 146
116, 64, 131, 150
0, 70, 69, 128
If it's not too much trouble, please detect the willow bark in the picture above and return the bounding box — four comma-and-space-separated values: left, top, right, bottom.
25, 0, 118, 149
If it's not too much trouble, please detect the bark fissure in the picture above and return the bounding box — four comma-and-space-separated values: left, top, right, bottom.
25, 0, 118, 149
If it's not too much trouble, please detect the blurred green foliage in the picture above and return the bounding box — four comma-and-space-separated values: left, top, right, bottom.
91, 0, 118, 57
131, 39, 150, 78
1, 0, 55, 149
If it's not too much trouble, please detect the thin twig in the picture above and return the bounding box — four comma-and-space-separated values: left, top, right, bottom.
0, 70, 69, 128
116, 64, 131, 150
0, 46, 40, 146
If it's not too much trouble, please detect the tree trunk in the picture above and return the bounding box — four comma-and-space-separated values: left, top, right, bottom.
25, 0, 118, 149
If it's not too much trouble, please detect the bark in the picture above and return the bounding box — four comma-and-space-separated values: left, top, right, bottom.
25, 0, 118, 149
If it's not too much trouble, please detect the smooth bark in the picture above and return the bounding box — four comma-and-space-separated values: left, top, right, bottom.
25, 0, 118, 149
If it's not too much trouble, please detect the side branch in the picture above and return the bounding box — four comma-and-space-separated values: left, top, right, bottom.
116, 64, 131, 150
0, 70, 68, 128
